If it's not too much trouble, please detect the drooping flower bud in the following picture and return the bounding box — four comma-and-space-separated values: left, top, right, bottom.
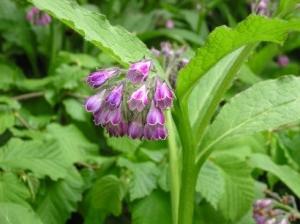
128, 121, 144, 139
106, 121, 128, 137
146, 101, 165, 126
127, 60, 152, 84
277, 55, 289, 67
255, 199, 273, 209
106, 106, 122, 125
105, 84, 123, 110
165, 19, 174, 29
26, 7, 51, 26
154, 80, 174, 110
84, 90, 106, 112
87, 68, 119, 88
127, 84, 148, 112
144, 124, 167, 140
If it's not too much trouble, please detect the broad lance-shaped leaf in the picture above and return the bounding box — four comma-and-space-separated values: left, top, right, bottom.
0, 203, 43, 224
202, 76, 300, 151
197, 155, 254, 221
28, 0, 159, 69
177, 15, 300, 100
249, 153, 300, 197
0, 138, 68, 180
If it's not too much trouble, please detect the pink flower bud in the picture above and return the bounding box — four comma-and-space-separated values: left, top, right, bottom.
277, 55, 289, 67
84, 90, 106, 112
26, 7, 51, 26
146, 101, 165, 126
105, 84, 123, 110
128, 121, 144, 139
127, 60, 152, 84
87, 68, 119, 88
127, 85, 148, 112
154, 80, 174, 110
165, 19, 174, 29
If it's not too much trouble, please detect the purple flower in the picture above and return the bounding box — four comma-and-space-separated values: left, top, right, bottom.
93, 107, 109, 126
87, 68, 119, 88
105, 84, 123, 110
128, 121, 144, 139
278, 218, 289, 224
127, 60, 152, 84
144, 124, 167, 140
84, 90, 106, 113
254, 199, 273, 209
106, 121, 128, 137
146, 101, 165, 126
154, 80, 174, 110
165, 19, 174, 29
161, 42, 174, 56
277, 55, 289, 67
127, 85, 148, 112
106, 106, 122, 125
26, 7, 51, 26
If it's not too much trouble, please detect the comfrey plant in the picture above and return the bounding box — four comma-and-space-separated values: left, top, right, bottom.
26, 7, 51, 26
84, 59, 174, 140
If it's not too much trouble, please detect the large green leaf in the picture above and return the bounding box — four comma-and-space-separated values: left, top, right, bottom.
177, 15, 300, 99
29, 0, 155, 67
202, 76, 300, 152
45, 124, 98, 164
118, 158, 159, 200
83, 175, 123, 224
249, 153, 300, 197
132, 190, 172, 224
197, 155, 254, 221
0, 203, 43, 224
0, 172, 30, 207
0, 138, 68, 180
36, 168, 84, 224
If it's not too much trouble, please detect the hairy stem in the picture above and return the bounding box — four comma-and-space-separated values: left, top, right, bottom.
174, 102, 197, 224
166, 110, 180, 224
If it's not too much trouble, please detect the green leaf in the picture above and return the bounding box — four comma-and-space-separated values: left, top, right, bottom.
46, 124, 98, 164
132, 190, 172, 224
0, 203, 43, 224
63, 98, 88, 122
83, 175, 123, 224
118, 158, 159, 200
197, 155, 254, 221
202, 76, 300, 152
0, 62, 24, 91
29, 0, 155, 67
0, 172, 30, 207
177, 15, 300, 99
36, 168, 83, 224
275, 0, 300, 18
0, 111, 15, 135
196, 160, 225, 209
107, 136, 141, 153
249, 153, 300, 197
0, 138, 68, 180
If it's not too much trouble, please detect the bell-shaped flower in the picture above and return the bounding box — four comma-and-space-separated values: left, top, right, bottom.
146, 101, 165, 126
105, 84, 123, 110
144, 124, 167, 140
127, 84, 148, 112
154, 80, 174, 110
84, 90, 106, 113
127, 60, 151, 84
87, 68, 119, 88
106, 121, 128, 137
128, 121, 144, 139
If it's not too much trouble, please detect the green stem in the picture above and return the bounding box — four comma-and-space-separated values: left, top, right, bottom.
48, 22, 62, 75
166, 110, 180, 224
174, 102, 197, 224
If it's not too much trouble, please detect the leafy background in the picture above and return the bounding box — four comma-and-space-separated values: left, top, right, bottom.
1, 0, 300, 224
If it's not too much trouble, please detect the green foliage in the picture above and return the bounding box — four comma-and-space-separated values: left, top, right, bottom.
0, 203, 43, 224
132, 190, 172, 224
203, 76, 300, 151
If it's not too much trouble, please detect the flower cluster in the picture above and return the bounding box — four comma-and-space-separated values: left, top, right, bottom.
253, 198, 294, 224
26, 7, 51, 26
84, 60, 174, 140
151, 42, 189, 89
